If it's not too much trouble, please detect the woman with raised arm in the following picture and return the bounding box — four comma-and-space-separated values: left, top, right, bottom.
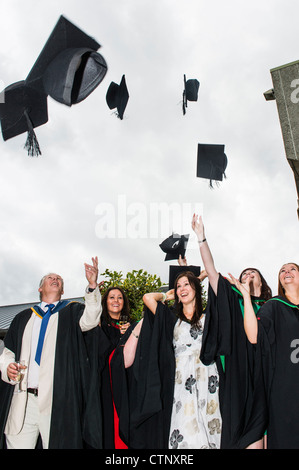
192, 214, 272, 449
239, 263, 299, 449
142, 270, 222, 449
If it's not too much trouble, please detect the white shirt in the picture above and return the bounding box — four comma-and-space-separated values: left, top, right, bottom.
27, 301, 59, 389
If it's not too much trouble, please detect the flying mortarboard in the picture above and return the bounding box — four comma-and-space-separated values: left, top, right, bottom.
183, 74, 200, 115
159, 233, 189, 261
26, 15, 108, 106
0, 15, 108, 156
0, 81, 48, 156
106, 74, 129, 120
168, 265, 201, 290
196, 143, 228, 188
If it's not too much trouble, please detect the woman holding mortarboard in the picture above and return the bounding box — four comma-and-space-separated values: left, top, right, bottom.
192, 214, 272, 449
238, 263, 299, 449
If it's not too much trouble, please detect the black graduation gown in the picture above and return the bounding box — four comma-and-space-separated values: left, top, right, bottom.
110, 303, 176, 449
0, 302, 96, 449
239, 296, 299, 449
83, 319, 132, 449
200, 274, 263, 449
100, 322, 122, 449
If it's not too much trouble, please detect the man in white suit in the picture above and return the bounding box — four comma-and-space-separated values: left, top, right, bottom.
0, 256, 102, 449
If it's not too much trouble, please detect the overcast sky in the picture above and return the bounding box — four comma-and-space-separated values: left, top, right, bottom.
0, 0, 298, 306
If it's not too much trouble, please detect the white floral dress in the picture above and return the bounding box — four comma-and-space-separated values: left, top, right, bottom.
168, 316, 222, 449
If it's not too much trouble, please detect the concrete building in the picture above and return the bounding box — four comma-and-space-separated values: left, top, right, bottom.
264, 59, 299, 219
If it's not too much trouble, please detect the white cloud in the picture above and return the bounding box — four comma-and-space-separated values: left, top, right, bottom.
0, 0, 298, 307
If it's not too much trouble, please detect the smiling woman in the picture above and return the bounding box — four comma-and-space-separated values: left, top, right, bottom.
89, 286, 132, 449
101, 286, 131, 332
239, 261, 299, 449
192, 214, 272, 449
278, 263, 299, 303
138, 270, 222, 449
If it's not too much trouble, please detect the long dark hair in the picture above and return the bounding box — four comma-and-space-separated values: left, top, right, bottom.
173, 271, 203, 328
101, 286, 131, 325
278, 262, 299, 300
238, 267, 272, 301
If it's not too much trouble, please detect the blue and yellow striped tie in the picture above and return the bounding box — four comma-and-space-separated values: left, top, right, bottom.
35, 303, 55, 365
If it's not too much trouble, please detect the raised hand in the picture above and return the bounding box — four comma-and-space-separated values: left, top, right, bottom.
178, 255, 187, 266
198, 270, 208, 282
84, 256, 99, 289
228, 273, 251, 298
191, 214, 205, 241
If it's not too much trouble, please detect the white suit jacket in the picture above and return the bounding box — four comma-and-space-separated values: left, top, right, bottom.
0, 286, 102, 436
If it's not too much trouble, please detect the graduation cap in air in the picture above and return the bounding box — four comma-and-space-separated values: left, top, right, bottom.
168, 265, 201, 290
182, 74, 200, 115
26, 15, 107, 106
0, 81, 48, 156
0, 15, 108, 156
159, 233, 189, 261
196, 143, 228, 188
106, 75, 129, 120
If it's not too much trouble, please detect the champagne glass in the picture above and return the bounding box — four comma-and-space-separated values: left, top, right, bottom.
14, 360, 26, 393
118, 315, 128, 327
118, 315, 129, 334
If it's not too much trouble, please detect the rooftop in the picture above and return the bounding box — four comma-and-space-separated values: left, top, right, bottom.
0, 297, 84, 339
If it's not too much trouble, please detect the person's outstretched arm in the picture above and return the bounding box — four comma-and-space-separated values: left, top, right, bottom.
123, 319, 144, 368
192, 214, 219, 294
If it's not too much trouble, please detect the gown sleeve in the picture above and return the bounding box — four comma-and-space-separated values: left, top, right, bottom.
238, 303, 275, 448
201, 274, 235, 365
200, 274, 260, 448
110, 303, 176, 449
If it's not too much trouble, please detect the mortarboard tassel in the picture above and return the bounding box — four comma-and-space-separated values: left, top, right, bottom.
209, 168, 227, 189
182, 90, 187, 115
23, 109, 42, 157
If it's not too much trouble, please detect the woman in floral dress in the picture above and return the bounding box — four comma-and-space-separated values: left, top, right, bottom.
143, 271, 222, 449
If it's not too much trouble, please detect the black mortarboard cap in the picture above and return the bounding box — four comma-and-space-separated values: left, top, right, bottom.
0, 16, 107, 156
183, 74, 200, 115
168, 265, 201, 290
106, 75, 129, 120
196, 143, 228, 188
159, 233, 189, 261
26, 15, 108, 106
0, 80, 48, 156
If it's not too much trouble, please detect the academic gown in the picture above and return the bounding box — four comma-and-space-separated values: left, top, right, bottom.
100, 321, 123, 449
83, 319, 134, 449
110, 303, 176, 449
239, 297, 299, 449
200, 274, 265, 449
0, 302, 97, 449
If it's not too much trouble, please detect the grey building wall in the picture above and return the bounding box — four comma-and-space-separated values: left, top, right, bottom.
266, 60, 299, 218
